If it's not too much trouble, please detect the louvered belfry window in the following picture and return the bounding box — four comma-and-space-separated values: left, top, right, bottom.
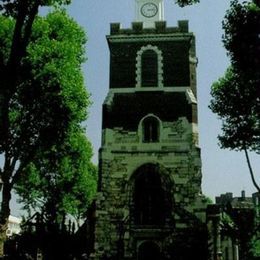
141, 50, 158, 87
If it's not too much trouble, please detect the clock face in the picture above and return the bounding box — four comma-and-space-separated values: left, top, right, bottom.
141, 3, 158, 18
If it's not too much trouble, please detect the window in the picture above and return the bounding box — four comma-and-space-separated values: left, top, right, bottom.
142, 116, 159, 143
135, 45, 163, 88
141, 50, 158, 87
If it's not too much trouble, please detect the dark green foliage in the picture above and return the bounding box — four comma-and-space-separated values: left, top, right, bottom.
223, 0, 260, 73
210, 0, 260, 153
220, 206, 259, 260
232, 208, 256, 260
250, 233, 260, 258
175, 0, 199, 7
210, 68, 260, 152
0, 0, 71, 17
5, 226, 87, 259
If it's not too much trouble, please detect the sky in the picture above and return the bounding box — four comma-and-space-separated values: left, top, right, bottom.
8, 0, 260, 216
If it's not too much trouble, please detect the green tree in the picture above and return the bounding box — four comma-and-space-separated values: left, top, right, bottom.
0, 1, 95, 253
250, 234, 260, 258
16, 129, 97, 226
210, 0, 260, 193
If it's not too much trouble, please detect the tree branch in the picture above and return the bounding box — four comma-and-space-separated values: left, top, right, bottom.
10, 139, 40, 188
7, 0, 28, 81
22, 1, 40, 51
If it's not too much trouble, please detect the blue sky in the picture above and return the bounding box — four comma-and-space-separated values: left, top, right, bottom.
8, 0, 260, 216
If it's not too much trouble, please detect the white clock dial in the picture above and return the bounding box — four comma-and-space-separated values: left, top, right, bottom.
141, 3, 158, 18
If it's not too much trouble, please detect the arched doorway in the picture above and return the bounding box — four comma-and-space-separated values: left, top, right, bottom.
133, 164, 165, 225
138, 241, 161, 260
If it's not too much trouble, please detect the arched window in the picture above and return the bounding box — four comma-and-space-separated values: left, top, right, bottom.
133, 165, 165, 225
142, 116, 159, 143
135, 45, 163, 88
141, 50, 158, 87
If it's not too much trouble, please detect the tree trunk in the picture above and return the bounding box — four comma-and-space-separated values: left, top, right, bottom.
244, 148, 260, 193
0, 182, 12, 256
0, 3, 39, 256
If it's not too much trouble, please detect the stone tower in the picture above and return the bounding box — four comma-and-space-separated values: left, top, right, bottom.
91, 0, 209, 259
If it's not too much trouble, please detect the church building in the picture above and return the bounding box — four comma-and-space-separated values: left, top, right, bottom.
90, 1, 238, 259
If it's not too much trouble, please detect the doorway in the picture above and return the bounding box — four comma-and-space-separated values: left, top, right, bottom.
138, 241, 161, 260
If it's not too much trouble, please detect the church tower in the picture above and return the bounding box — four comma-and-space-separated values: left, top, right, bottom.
91, 1, 209, 259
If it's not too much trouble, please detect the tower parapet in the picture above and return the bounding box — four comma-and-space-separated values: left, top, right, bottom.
110, 20, 189, 35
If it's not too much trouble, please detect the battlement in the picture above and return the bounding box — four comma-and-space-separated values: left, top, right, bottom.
110, 20, 189, 35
